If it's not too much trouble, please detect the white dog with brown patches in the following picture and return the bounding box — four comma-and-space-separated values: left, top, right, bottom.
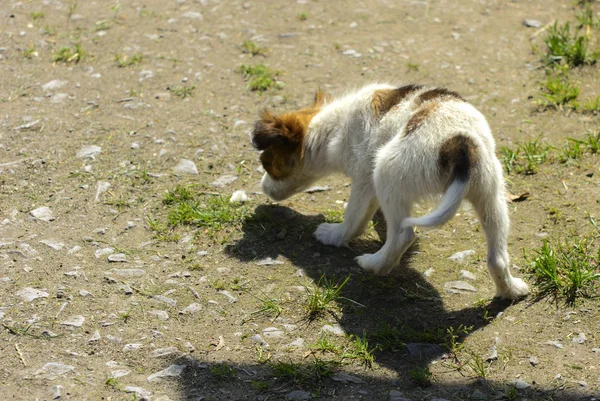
251, 83, 529, 300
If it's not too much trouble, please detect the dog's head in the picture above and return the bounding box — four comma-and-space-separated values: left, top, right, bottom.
252, 91, 329, 201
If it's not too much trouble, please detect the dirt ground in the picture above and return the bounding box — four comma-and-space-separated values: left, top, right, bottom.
1, 0, 599, 400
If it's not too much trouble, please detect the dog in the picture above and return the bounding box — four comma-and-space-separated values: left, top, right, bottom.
251, 83, 529, 300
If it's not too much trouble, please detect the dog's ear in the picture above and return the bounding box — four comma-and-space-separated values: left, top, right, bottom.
313, 89, 329, 108
252, 110, 292, 151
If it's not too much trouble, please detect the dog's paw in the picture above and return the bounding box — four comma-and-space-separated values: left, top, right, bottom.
314, 223, 345, 247
495, 277, 530, 300
355, 253, 388, 275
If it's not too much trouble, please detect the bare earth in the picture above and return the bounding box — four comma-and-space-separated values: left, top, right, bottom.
1, 1, 599, 400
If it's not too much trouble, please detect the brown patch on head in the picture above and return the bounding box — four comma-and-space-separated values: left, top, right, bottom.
438, 135, 478, 182
252, 108, 319, 179
405, 101, 441, 135
413, 87, 464, 107
371, 84, 424, 118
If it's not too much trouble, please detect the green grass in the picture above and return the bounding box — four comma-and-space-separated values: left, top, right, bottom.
298, 12, 308, 21
525, 237, 600, 305
467, 353, 488, 379
270, 357, 337, 385
52, 43, 86, 63
250, 293, 282, 321
241, 40, 267, 56
539, 72, 580, 109
543, 21, 597, 67
31, 11, 45, 21
410, 367, 433, 387
169, 84, 196, 99
210, 364, 236, 380
500, 136, 550, 175
312, 334, 342, 355
557, 139, 585, 165
342, 332, 377, 368
305, 275, 352, 320
239, 64, 280, 93
114, 52, 143, 67
104, 377, 122, 391
146, 217, 180, 242
582, 95, 600, 114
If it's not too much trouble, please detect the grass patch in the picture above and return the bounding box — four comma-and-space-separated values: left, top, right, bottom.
249, 292, 282, 321
210, 364, 236, 380
270, 357, 337, 385
525, 237, 600, 305
52, 43, 86, 63
312, 334, 342, 355
31, 11, 45, 21
500, 136, 550, 174
241, 40, 267, 56
114, 52, 143, 67
305, 275, 353, 320
342, 332, 377, 368
539, 71, 580, 109
298, 12, 308, 21
410, 366, 433, 387
169, 84, 196, 99
543, 21, 597, 67
239, 64, 280, 93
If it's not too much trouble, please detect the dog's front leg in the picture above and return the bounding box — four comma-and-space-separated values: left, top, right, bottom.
314, 180, 379, 247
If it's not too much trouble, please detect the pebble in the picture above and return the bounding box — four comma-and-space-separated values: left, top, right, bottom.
76, 145, 102, 159
304, 185, 331, 193
251, 334, 269, 350
108, 253, 128, 263
30, 207, 55, 222
17, 287, 49, 302
180, 303, 202, 314
486, 345, 498, 362
42, 80, 68, 91
150, 347, 180, 358
513, 379, 530, 389
95, 181, 111, 201
572, 333, 586, 344
35, 362, 75, 379
262, 327, 284, 338
444, 280, 477, 293
182, 11, 203, 20
256, 257, 284, 266
459, 270, 476, 280
88, 331, 101, 342
545, 340, 563, 349
406, 342, 443, 358
148, 310, 170, 320
218, 290, 237, 303
285, 338, 305, 348
123, 343, 143, 351
67, 245, 82, 255
529, 356, 538, 366
342, 49, 361, 58
523, 19, 543, 28
448, 249, 475, 263
389, 390, 410, 401
19, 243, 38, 257
230, 190, 249, 203
331, 372, 365, 384
471, 389, 486, 400
124, 386, 153, 399
424, 267, 435, 277
107, 269, 145, 277
211, 175, 238, 187
95, 247, 115, 258
60, 315, 85, 327
320, 324, 345, 336
51, 384, 63, 399
173, 159, 198, 175
41, 239, 65, 251
147, 364, 186, 381
286, 390, 313, 400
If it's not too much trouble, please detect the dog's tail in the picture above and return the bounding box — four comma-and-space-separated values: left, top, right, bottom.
402, 134, 475, 229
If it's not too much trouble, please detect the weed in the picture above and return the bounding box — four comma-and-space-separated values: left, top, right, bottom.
558, 139, 584, 164
250, 380, 270, 391
68, 2, 78, 20
444, 325, 473, 357
52, 43, 85, 63
343, 332, 377, 368
23, 44, 38, 59
312, 334, 342, 354
2, 323, 43, 338
410, 366, 433, 387
539, 71, 580, 109
115, 52, 143, 67
95, 19, 111, 31
250, 293, 282, 321
31, 11, 45, 21
255, 346, 272, 364
210, 364, 236, 380
543, 21, 596, 67
467, 353, 488, 379
370, 323, 405, 352
166, 193, 250, 232
525, 237, 600, 305
298, 12, 308, 21
270, 356, 337, 385
322, 209, 345, 223
43, 25, 57, 36
111, 2, 122, 19
407, 62, 420, 72
500, 147, 520, 174
501, 136, 551, 174
241, 40, 267, 56
582, 96, 600, 114
169, 84, 196, 99
105, 377, 122, 391
305, 275, 352, 320
239, 64, 280, 93
146, 217, 179, 242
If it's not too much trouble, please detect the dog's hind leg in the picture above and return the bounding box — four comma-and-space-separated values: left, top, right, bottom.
468, 163, 529, 300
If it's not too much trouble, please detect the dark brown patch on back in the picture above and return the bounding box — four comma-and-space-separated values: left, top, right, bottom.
405, 101, 440, 135
438, 135, 478, 182
414, 87, 465, 107
371, 84, 424, 118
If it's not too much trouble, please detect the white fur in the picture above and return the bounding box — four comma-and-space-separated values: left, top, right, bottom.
260, 83, 529, 300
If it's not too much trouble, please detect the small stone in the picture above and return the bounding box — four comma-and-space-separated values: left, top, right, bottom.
210, 175, 238, 187
35, 363, 75, 379
148, 310, 169, 320
572, 333, 586, 344
285, 338, 305, 348
262, 327, 284, 338
180, 303, 202, 315
182, 11, 203, 20
173, 159, 198, 175
95, 247, 115, 258
42, 80, 68, 91
545, 340, 563, 349
79, 289, 92, 297
592, 348, 600, 354
423, 267, 435, 277
304, 186, 331, 193
119, 284, 133, 295
320, 324, 345, 336
486, 345, 498, 362
41, 239, 65, 251
108, 253, 128, 263
406, 343, 443, 358
230, 190, 249, 203
95, 181, 111, 201
459, 270, 476, 281
60, 315, 85, 327
107, 269, 145, 277
124, 386, 152, 399
389, 390, 410, 401
448, 249, 475, 263
444, 280, 477, 293
123, 343, 143, 351
30, 207, 55, 222
251, 334, 269, 350
286, 390, 313, 400
513, 379, 530, 389
150, 347, 180, 358
147, 364, 186, 382
256, 257, 284, 266
529, 356, 538, 366
471, 389, 486, 400
76, 145, 101, 159
331, 372, 365, 384
523, 19, 543, 28
89, 331, 101, 342
67, 245, 82, 255
51, 384, 63, 399
17, 287, 49, 302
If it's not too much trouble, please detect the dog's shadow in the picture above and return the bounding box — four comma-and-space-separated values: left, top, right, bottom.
224, 204, 511, 379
